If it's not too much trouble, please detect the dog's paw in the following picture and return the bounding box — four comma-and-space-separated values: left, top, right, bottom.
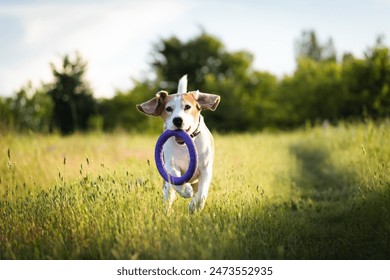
182, 184, 194, 198
189, 200, 195, 214
176, 183, 193, 198
188, 197, 206, 214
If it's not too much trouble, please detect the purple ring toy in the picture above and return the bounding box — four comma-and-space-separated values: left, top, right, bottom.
154, 129, 198, 185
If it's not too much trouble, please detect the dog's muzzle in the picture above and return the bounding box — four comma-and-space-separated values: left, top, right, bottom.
175, 126, 192, 145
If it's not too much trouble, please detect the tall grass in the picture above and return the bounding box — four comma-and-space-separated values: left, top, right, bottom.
0, 121, 389, 259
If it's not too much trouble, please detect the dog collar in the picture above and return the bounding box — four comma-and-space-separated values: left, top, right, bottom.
189, 116, 202, 138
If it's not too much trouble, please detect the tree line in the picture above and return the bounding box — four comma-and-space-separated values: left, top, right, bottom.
1, 30, 389, 134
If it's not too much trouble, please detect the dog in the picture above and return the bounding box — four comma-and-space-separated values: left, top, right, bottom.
137, 75, 220, 213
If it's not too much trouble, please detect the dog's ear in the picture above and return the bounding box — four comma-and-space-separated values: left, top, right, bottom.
137, 91, 168, 116
191, 90, 220, 111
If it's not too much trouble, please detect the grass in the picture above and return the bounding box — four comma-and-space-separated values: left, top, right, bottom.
0, 121, 389, 259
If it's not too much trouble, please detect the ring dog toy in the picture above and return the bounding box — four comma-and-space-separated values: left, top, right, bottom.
154, 129, 198, 185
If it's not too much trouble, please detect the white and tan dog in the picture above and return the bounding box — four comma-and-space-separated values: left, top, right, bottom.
137, 75, 220, 213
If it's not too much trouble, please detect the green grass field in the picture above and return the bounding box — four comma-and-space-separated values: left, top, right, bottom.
1, 121, 389, 259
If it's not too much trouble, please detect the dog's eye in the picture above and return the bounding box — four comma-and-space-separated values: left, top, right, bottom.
184, 104, 191, 110
165, 106, 173, 112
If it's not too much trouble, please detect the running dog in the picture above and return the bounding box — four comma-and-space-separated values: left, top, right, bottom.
137, 75, 220, 213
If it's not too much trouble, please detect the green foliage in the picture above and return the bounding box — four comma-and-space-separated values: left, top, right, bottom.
151, 32, 245, 90
99, 80, 161, 133
0, 82, 53, 132
274, 58, 343, 127
1, 123, 389, 259
341, 41, 390, 118
0, 96, 12, 131
1, 30, 390, 133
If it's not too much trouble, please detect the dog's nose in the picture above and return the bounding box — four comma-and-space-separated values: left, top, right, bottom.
172, 117, 183, 128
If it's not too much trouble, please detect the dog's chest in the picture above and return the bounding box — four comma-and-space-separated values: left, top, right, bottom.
163, 138, 209, 181
163, 139, 192, 172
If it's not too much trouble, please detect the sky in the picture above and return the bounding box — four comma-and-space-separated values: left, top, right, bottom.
0, 0, 389, 98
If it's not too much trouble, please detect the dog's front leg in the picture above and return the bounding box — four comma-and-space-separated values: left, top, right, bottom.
165, 162, 194, 199
189, 166, 212, 213
162, 182, 176, 210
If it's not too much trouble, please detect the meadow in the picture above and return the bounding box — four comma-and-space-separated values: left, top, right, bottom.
0, 121, 389, 259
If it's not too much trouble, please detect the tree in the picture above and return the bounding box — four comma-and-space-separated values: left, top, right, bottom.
363, 38, 390, 117
99, 79, 161, 132
341, 53, 368, 118
0, 96, 12, 131
341, 38, 390, 119
152, 32, 226, 90
150, 31, 274, 131
275, 58, 343, 127
48, 52, 97, 134
13, 82, 53, 132
0, 82, 53, 132
295, 30, 337, 62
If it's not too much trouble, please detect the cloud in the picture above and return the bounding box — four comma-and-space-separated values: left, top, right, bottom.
0, 0, 188, 97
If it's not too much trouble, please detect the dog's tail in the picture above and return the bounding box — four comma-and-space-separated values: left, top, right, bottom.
177, 74, 188, 94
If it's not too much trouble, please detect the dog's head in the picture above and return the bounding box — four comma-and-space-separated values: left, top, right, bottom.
137, 90, 220, 132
